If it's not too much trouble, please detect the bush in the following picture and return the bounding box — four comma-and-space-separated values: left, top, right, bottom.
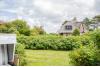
89, 29, 100, 48
79, 35, 94, 46
69, 45, 100, 66
72, 28, 80, 36
15, 43, 27, 66
17, 35, 93, 51
84, 29, 100, 48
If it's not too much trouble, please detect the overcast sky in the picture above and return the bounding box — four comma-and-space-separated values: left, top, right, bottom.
0, 0, 100, 33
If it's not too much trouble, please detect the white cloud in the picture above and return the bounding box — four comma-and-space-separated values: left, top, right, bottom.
33, 0, 66, 15
0, 0, 99, 33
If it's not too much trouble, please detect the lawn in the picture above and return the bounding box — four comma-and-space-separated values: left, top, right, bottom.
25, 50, 73, 66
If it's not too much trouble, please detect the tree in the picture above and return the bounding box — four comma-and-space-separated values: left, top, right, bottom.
10, 19, 31, 36
72, 17, 77, 22
83, 18, 91, 25
83, 18, 92, 29
72, 28, 80, 36
93, 15, 100, 22
31, 26, 46, 35
0, 23, 15, 33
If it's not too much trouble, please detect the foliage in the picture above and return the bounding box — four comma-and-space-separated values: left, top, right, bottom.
90, 29, 100, 48
10, 19, 31, 36
72, 17, 77, 21
84, 29, 100, 48
83, 18, 92, 29
72, 28, 80, 36
69, 45, 100, 66
0, 19, 31, 36
17, 35, 92, 51
15, 43, 27, 66
0, 24, 15, 33
31, 26, 46, 35
93, 15, 100, 22
69, 30, 100, 66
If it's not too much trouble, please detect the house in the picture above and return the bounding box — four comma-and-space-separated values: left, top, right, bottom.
58, 20, 87, 35
89, 22, 100, 30
0, 20, 5, 25
0, 34, 16, 65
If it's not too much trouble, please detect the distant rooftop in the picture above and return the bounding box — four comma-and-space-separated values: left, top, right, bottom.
0, 20, 5, 24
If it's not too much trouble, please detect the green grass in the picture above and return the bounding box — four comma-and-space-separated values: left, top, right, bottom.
25, 50, 73, 66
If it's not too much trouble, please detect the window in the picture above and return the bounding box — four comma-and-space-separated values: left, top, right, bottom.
65, 25, 72, 30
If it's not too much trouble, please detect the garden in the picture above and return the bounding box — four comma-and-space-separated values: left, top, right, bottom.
0, 17, 100, 66
16, 29, 100, 66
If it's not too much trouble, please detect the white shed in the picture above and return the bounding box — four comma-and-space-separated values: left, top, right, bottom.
0, 34, 16, 65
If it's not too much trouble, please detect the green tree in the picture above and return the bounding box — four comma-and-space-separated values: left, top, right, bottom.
31, 26, 46, 35
72, 28, 80, 36
10, 19, 31, 36
83, 18, 91, 26
93, 15, 100, 22
0, 23, 15, 33
72, 17, 77, 21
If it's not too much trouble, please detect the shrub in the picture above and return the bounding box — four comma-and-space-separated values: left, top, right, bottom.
72, 28, 80, 36
15, 43, 27, 66
17, 35, 93, 51
89, 29, 100, 48
79, 35, 94, 46
84, 29, 100, 48
69, 45, 100, 66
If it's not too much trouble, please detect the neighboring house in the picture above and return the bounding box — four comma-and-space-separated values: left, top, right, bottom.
58, 20, 87, 35
89, 22, 100, 30
0, 20, 5, 25
0, 34, 16, 65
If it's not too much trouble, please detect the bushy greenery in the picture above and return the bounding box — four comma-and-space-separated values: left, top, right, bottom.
84, 29, 100, 48
69, 45, 100, 66
69, 30, 100, 66
1, 17, 100, 66
72, 28, 80, 36
88, 29, 100, 48
0, 19, 46, 36
30, 26, 46, 35
17, 35, 92, 51
0, 23, 16, 33
15, 43, 27, 66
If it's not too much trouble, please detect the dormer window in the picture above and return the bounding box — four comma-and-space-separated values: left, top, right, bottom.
65, 25, 72, 30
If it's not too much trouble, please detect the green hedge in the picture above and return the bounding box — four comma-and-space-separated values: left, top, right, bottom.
69, 29, 100, 66
69, 45, 100, 66
17, 35, 92, 50
84, 29, 100, 48
15, 43, 27, 66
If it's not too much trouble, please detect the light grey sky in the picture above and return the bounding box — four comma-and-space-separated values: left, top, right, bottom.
0, 0, 100, 33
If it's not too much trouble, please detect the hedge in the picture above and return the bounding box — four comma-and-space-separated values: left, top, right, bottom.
17, 35, 92, 51
84, 29, 100, 48
69, 45, 100, 66
69, 29, 100, 66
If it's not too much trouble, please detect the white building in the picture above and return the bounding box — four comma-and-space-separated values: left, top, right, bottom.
0, 34, 16, 65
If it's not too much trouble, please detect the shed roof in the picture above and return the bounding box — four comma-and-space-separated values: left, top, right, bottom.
0, 34, 16, 44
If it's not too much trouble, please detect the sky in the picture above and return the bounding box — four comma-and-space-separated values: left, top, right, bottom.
0, 0, 100, 33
